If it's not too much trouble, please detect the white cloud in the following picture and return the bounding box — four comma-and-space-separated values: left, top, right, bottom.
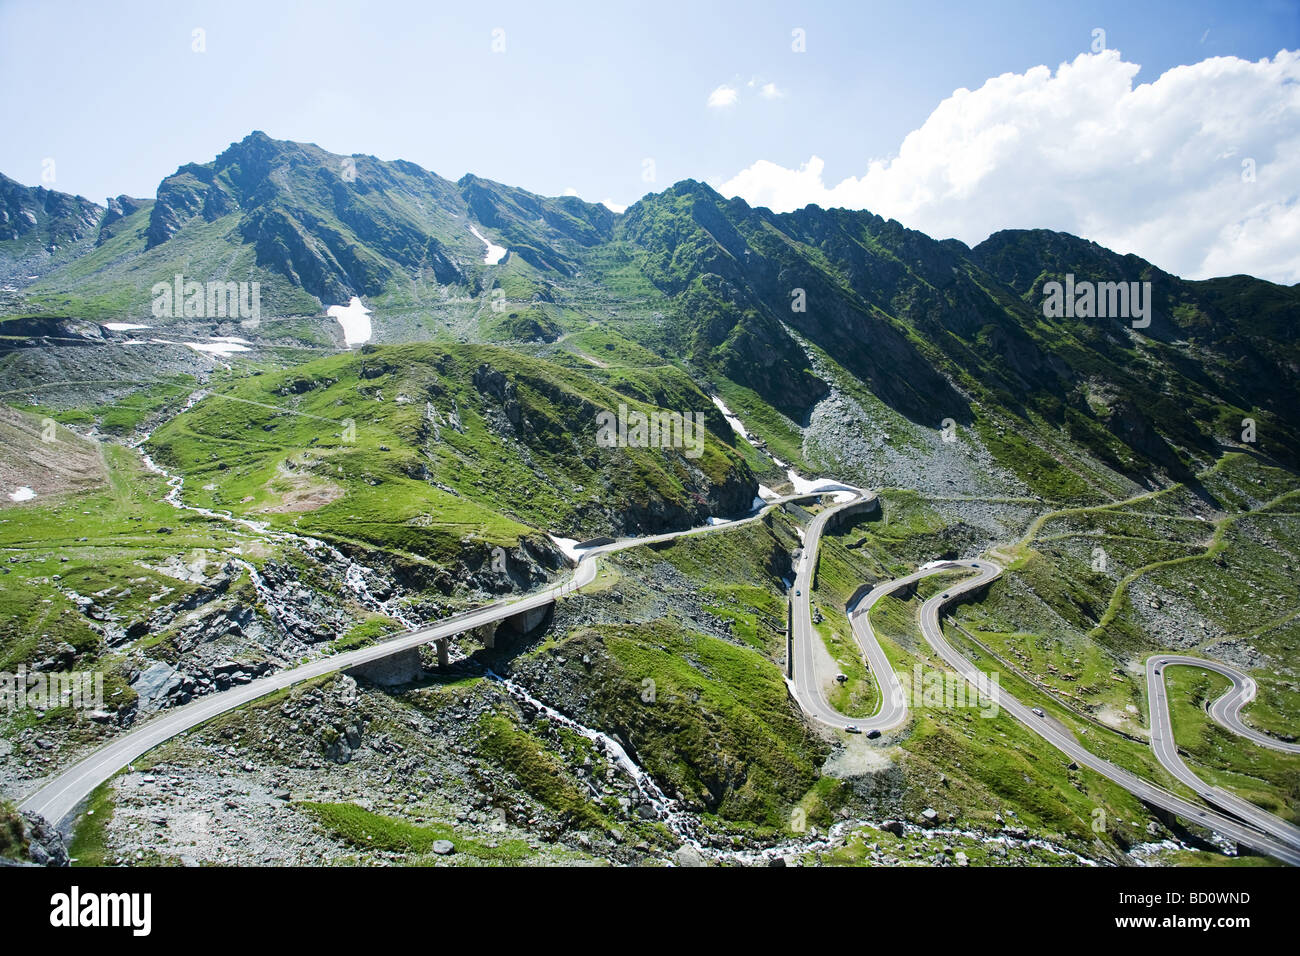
707, 84, 739, 109
562, 186, 579, 196
744, 77, 785, 100
716, 50, 1300, 283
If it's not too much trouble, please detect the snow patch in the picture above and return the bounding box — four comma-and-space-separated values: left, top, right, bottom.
186, 342, 251, 356
327, 297, 373, 348
103, 322, 150, 331
710, 395, 750, 440
548, 535, 590, 563
711, 394, 787, 465
469, 224, 508, 265
786, 469, 858, 501
143, 337, 248, 357
8, 487, 36, 502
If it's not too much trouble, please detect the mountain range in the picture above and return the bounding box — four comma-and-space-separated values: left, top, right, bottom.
4, 130, 1296, 505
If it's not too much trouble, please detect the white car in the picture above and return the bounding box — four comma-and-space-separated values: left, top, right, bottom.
1032, 707, 1046, 717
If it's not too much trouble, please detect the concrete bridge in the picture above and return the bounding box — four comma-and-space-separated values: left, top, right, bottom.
346, 603, 554, 685
17, 489, 847, 826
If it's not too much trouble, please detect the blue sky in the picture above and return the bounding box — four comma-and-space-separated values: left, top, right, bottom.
3, 0, 1298, 279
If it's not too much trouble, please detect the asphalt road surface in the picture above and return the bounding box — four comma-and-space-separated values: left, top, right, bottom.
787, 491, 967, 733
1145, 654, 1300, 849
915, 561, 1300, 865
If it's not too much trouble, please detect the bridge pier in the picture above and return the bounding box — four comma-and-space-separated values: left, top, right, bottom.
496, 604, 552, 640
469, 622, 496, 649
436, 638, 449, 668
345, 647, 423, 686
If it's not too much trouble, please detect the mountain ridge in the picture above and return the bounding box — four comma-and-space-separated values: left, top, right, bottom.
2, 131, 1298, 490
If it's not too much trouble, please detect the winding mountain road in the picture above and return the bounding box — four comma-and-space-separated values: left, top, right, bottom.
14, 483, 1300, 866
786, 490, 904, 730
788, 494, 952, 733
787, 495, 1300, 865
1145, 654, 1300, 849
914, 561, 1300, 865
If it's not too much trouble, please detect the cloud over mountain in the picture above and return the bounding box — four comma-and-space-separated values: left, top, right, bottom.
718, 50, 1300, 283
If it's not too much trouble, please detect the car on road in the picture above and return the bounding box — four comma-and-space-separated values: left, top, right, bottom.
795, 588, 801, 596
866, 729, 881, 739
971, 563, 979, 568
941, 593, 949, 599
845, 725, 861, 734
1032, 707, 1046, 717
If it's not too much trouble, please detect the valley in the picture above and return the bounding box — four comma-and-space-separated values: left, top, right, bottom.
1, 134, 1297, 869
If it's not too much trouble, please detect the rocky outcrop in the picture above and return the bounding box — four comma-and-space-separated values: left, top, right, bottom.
145, 166, 214, 248
97, 194, 152, 245
0, 173, 104, 282
0, 173, 102, 246
473, 363, 530, 438
298, 675, 367, 764
128, 657, 276, 714
18, 811, 68, 867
